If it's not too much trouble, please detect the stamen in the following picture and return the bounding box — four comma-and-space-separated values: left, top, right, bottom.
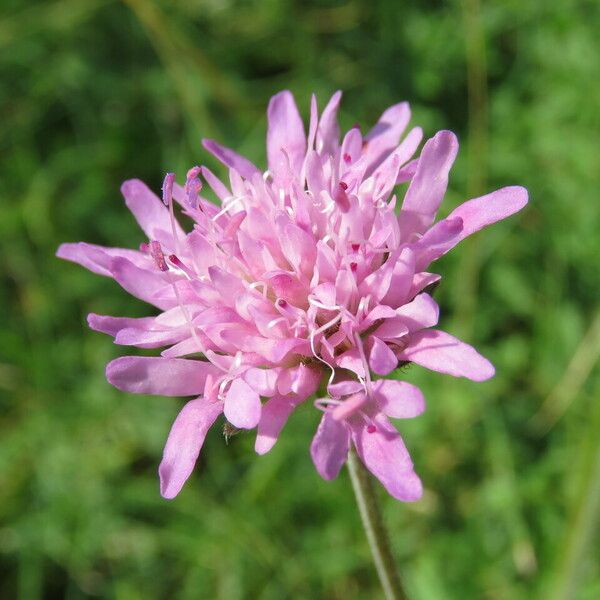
185, 166, 202, 209
162, 172, 175, 206
350, 262, 358, 273
139, 242, 150, 253
366, 424, 377, 434
149, 240, 168, 272
343, 153, 352, 164
351, 243, 360, 252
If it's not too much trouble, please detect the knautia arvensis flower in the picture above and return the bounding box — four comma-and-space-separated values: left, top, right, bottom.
58, 91, 527, 500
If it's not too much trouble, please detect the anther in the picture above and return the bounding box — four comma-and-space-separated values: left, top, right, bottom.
343, 153, 352, 164
366, 424, 377, 434
149, 240, 168, 272
139, 242, 150, 253
350, 262, 358, 272
185, 166, 202, 209
162, 172, 175, 206
351, 243, 360, 252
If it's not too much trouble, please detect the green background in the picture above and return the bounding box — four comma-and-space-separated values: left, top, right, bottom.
1, 0, 599, 598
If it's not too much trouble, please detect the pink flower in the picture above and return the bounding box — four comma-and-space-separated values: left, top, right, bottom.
57, 91, 527, 501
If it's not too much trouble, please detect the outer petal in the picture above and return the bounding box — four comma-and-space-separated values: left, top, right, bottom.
121, 179, 184, 245
395, 292, 439, 331
267, 90, 307, 177
400, 131, 459, 235
202, 139, 261, 180
255, 395, 295, 455
351, 415, 422, 502
87, 313, 156, 337
373, 380, 426, 419
398, 329, 495, 381
410, 217, 463, 271
369, 337, 398, 375
56, 242, 146, 277
159, 397, 223, 499
106, 356, 220, 396
417, 186, 529, 265
224, 378, 262, 429
316, 90, 342, 156
310, 412, 351, 480
364, 102, 411, 171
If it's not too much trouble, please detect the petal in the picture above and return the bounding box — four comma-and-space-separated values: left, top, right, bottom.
400, 130, 459, 234
351, 415, 422, 502
398, 329, 495, 381
159, 397, 223, 499
87, 313, 156, 337
202, 139, 261, 180
395, 292, 439, 331
276, 216, 317, 276
327, 379, 364, 397
106, 356, 220, 396
243, 368, 281, 397
110, 257, 172, 310
364, 102, 411, 171
369, 337, 398, 375
224, 378, 262, 429
121, 179, 184, 246
316, 90, 342, 156
373, 380, 426, 419
310, 412, 351, 480
267, 90, 307, 177
419, 186, 529, 265
381, 247, 416, 308
255, 395, 295, 455
56, 242, 146, 277
410, 216, 463, 271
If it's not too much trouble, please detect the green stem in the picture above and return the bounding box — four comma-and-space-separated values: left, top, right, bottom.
347, 448, 408, 600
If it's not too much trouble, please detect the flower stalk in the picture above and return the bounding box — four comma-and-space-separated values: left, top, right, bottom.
347, 448, 408, 600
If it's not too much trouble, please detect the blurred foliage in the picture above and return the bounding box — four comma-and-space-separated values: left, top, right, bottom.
1, 0, 599, 598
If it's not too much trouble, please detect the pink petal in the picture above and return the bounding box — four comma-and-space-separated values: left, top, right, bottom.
276, 216, 317, 276
316, 90, 342, 156
400, 130, 459, 234
202, 139, 260, 180
411, 217, 463, 271
56, 242, 146, 277
255, 395, 295, 455
243, 368, 280, 397
408, 272, 441, 299
114, 326, 186, 348
364, 102, 411, 171
382, 247, 416, 308
398, 329, 495, 381
310, 412, 351, 480
87, 313, 156, 337
267, 90, 306, 177
109, 257, 171, 310
106, 356, 220, 396
328, 380, 364, 397
419, 186, 529, 265
351, 415, 422, 502
159, 397, 223, 499
121, 179, 184, 246
224, 378, 262, 429
395, 292, 439, 331
373, 380, 426, 419
369, 337, 398, 375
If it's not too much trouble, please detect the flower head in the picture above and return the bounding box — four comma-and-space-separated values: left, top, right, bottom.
58, 91, 527, 500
